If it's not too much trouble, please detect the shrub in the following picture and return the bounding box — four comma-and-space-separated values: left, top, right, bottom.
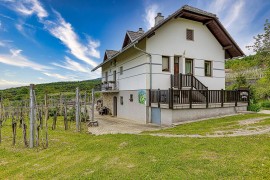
260, 101, 270, 108
248, 103, 261, 112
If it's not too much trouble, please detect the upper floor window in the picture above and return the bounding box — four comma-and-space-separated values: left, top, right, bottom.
120, 66, 123, 75
186, 29, 194, 41
162, 56, 170, 72
204, 61, 212, 77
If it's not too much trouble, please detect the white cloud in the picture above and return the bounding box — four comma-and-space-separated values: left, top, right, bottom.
43, 11, 99, 67
43, 72, 78, 81
0, 79, 28, 90
144, 4, 159, 29
0, 41, 5, 47
0, 49, 51, 71
52, 56, 90, 73
11, 0, 48, 19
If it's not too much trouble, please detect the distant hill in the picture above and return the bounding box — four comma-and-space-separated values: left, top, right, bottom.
0, 78, 101, 101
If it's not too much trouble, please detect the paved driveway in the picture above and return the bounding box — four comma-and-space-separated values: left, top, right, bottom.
88, 115, 161, 135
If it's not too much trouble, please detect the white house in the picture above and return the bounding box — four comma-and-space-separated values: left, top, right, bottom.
92, 5, 248, 125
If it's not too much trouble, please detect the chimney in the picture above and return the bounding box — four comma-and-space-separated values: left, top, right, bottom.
138, 28, 144, 33
155, 12, 164, 26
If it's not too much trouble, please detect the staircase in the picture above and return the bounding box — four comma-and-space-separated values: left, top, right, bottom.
171, 73, 208, 103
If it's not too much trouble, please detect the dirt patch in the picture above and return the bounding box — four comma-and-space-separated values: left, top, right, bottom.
88, 115, 160, 135
238, 117, 268, 125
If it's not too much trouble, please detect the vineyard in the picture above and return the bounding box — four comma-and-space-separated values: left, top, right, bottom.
0, 84, 95, 149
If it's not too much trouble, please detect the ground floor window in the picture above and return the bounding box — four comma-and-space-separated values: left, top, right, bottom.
120, 96, 123, 105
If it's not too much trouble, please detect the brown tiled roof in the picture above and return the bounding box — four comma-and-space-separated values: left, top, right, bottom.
103, 50, 118, 61
92, 5, 244, 71
127, 31, 144, 41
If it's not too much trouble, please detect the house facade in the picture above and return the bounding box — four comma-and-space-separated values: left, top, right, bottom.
92, 5, 248, 125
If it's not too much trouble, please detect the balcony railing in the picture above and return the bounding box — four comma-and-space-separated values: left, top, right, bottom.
95, 81, 119, 91
150, 88, 249, 109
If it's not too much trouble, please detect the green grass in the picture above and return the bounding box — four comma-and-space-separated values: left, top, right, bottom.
149, 113, 270, 136
1, 114, 270, 179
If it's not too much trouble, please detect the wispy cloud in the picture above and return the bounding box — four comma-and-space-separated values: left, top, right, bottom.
43, 11, 100, 67
0, 49, 51, 71
43, 72, 78, 81
0, 79, 28, 90
144, 4, 159, 29
3, 0, 100, 68
52, 56, 89, 73
9, 0, 48, 20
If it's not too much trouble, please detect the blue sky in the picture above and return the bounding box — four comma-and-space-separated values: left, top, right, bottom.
0, 0, 269, 89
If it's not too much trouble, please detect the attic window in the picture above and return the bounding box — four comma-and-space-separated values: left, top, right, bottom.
186, 29, 194, 41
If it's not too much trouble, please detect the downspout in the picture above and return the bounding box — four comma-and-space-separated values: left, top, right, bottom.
133, 43, 152, 124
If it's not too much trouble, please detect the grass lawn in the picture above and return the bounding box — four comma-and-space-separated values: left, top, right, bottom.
149, 113, 270, 135
0, 114, 270, 179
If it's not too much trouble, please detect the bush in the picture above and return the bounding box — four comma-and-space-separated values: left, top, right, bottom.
260, 101, 270, 108
248, 103, 261, 112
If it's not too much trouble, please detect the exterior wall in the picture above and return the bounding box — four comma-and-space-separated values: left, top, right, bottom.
117, 90, 147, 123
101, 40, 149, 91
146, 18, 225, 90
102, 92, 118, 115
159, 106, 249, 126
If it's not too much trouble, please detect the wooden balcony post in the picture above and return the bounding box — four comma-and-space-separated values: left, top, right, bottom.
170, 74, 173, 88
235, 89, 238, 107
221, 89, 224, 107
189, 88, 192, 109
169, 88, 173, 109
179, 73, 182, 89
191, 75, 194, 89
206, 90, 209, 108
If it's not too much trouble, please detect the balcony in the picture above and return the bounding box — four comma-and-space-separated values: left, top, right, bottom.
95, 81, 119, 92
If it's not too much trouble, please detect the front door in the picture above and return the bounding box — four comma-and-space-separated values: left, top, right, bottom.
174, 56, 179, 75
113, 96, 117, 116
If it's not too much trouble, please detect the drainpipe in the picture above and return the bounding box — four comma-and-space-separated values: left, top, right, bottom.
133, 43, 152, 124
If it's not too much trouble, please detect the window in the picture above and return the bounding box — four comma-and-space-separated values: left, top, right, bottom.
105, 71, 108, 82
162, 56, 170, 72
185, 59, 193, 74
129, 94, 133, 102
204, 61, 212, 77
120, 96, 123, 105
120, 66, 123, 75
186, 29, 194, 41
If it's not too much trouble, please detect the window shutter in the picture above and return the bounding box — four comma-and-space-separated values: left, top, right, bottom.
186, 29, 194, 40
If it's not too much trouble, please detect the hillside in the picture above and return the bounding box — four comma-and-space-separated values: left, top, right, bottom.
0, 79, 101, 101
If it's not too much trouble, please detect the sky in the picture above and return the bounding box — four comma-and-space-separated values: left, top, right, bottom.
0, 0, 269, 89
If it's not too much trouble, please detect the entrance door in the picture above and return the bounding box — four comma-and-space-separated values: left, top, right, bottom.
151, 107, 161, 125
113, 96, 117, 116
174, 56, 179, 75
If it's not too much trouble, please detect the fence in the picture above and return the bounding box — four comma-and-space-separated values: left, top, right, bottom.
0, 84, 95, 149
150, 88, 249, 109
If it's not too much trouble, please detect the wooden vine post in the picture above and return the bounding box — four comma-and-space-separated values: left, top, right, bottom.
91, 88, 95, 122
44, 94, 49, 148
29, 84, 36, 148
75, 87, 81, 132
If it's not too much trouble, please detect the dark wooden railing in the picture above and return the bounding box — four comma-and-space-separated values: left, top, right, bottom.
150, 89, 249, 109
171, 73, 208, 90
95, 81, 119, 91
